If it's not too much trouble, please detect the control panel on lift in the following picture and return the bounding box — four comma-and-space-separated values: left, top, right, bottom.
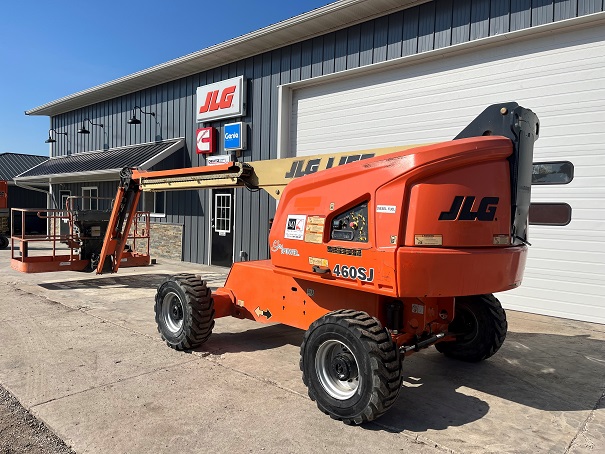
330, 202, 369, 243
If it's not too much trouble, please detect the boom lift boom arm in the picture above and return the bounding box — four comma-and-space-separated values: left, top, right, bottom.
96, 145, 420, 273
98, 103, 538, 274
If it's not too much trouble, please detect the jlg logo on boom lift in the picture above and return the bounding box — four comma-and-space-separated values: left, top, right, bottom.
439, 196, 499, 221
284, 153, 375, 179
196, 76, 246, 122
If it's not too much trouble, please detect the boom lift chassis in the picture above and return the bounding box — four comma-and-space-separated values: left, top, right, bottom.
99, 103, 539, 424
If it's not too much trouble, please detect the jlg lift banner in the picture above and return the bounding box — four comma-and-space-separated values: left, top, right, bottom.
196, 76, 246, 122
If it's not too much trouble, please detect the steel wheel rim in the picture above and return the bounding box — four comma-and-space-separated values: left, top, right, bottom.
315, 339, 360, 400
162, 291, 184, 333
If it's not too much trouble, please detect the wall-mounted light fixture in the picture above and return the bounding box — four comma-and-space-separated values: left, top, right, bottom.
78, 118, 104, 134
45, 128, 68, 143
128, 106, 156, 125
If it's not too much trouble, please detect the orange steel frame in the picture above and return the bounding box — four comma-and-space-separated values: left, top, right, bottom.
204, 136, 527, 350
95, 103, 539, 353
101, 135, 532, 351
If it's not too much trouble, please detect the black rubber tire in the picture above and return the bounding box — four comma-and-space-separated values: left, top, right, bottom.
300, 309, 402, 425
435, 294, 507, 362
87, 253, 100, 273
154, 273, 215, 350
0, 235, 8, 250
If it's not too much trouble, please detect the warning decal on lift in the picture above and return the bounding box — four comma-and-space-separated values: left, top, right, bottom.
254, 306, 273, 319
305, 216, 325, 243
376, 205, 396, 214
309, 257, 329, 267
285, 215, 306, 240
305, 233, 323, 243
414, 234, 443, 246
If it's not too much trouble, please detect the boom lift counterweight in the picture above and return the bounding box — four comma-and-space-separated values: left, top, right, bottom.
101, 103, 539, 424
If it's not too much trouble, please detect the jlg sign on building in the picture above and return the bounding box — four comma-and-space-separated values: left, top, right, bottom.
196, 76, 246, 122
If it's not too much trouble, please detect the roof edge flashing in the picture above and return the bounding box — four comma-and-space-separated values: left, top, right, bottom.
14, 138, 185, 181
25, 0, 419, 117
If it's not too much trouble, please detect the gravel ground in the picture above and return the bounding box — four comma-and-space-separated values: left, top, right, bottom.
0, 385, 74, 454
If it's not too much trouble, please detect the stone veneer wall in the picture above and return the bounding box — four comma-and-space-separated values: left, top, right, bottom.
149, 223, 183, 262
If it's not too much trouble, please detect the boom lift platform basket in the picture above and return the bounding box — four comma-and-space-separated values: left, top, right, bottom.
10, 196, 150, 273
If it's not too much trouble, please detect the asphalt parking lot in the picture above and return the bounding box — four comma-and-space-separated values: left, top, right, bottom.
0, 247, 603, 453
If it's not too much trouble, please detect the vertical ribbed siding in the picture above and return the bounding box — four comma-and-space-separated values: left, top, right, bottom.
7, 186, 46, 211
490, 0, 510, 35
50, 181, 117, 211
511, 0, 532, 30
49, 0, 604, 265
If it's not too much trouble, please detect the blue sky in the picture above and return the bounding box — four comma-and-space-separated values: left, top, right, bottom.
0, 0, 333, 156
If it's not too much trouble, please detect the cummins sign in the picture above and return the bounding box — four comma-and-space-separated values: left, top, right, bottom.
196, 76, 246, 122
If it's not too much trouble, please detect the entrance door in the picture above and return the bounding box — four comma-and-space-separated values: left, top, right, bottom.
211, 189, 234, 267
59, 190, 71, 237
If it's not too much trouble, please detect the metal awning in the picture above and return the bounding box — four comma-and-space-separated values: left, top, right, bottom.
14, 138, 184, 184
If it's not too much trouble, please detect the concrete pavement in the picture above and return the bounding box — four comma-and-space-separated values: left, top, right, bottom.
0, 247, 603, 453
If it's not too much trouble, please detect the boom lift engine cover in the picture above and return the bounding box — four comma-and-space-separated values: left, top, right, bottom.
102, 103, 539, 424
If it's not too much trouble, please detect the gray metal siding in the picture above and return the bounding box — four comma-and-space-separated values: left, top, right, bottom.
51, 181, 117, 211
49, 0, 603, 265
7, 186, 46, 211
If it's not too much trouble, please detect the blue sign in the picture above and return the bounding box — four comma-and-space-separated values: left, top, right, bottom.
224, 122, 247, 151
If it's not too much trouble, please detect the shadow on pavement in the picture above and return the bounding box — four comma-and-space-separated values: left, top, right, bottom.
193, 323, 604, 433
367, 331, 605, 433
38, 273, 172, 290
200, 324, 304, 354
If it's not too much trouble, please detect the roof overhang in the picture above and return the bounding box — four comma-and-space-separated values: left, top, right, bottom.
26, 0, 418, 117
14, 138, 184, 184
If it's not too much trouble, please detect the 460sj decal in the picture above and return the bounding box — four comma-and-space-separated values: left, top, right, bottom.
332, 264, 374, 282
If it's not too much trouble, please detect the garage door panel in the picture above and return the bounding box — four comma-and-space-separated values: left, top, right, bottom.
289, 21, 605, 323
292, 60, 604, 124
501, 292, 605, 325
527, 269, 605, 287
521, 278, 605, 299
530, 232, 605, 246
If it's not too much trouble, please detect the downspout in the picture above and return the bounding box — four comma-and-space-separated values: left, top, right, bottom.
14, 180, 58, 208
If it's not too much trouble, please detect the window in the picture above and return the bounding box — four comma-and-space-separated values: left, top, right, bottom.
59, 190, 71, 210
82, 187, 98, 210
143, 191, 166, 217
214, 193, 232, 234
532, 161, 574, 185
529, 203, 572, 226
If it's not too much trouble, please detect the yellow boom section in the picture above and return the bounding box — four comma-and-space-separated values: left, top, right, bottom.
137, 144, 423, 200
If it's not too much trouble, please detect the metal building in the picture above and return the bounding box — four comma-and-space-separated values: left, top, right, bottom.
0, 153, 48, 235
18, 0, 605, 324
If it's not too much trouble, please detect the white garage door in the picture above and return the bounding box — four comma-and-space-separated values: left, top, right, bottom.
289, 19, 605, 324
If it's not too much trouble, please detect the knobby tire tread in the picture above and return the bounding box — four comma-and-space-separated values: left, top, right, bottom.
436, 293, 507, 362
155, 273, 215, 351
300, 309, 402, 425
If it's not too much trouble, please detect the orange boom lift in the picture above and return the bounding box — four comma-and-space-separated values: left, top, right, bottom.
99, 103, 539, 424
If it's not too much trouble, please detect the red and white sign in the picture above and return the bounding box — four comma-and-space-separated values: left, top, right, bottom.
196, 76, 246, 122
206, 155, 231, 166
284, 214, 306, 241
196, 127, 216, 154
